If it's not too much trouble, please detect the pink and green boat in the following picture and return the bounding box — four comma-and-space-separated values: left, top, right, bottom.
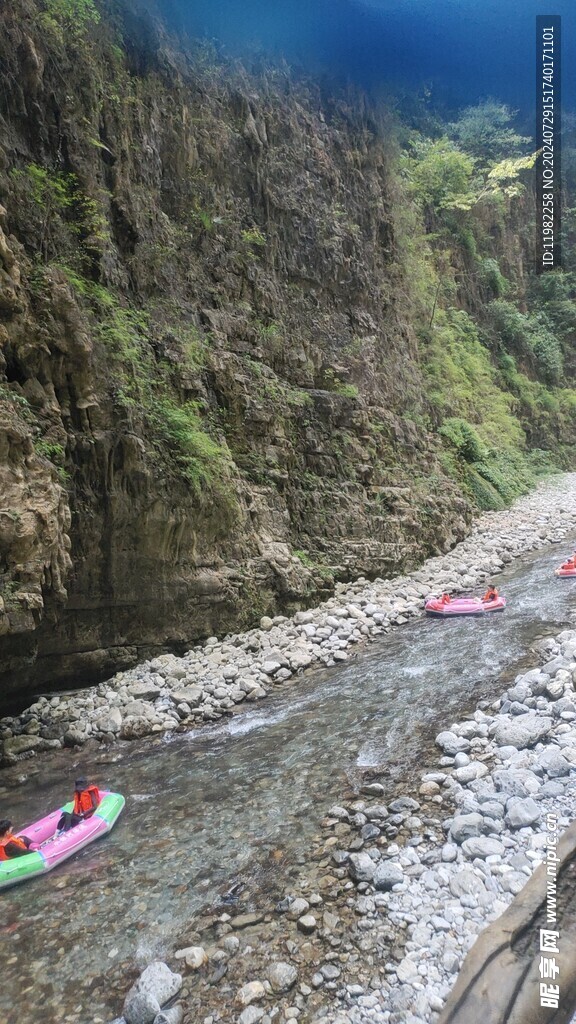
0, 791, 124, 890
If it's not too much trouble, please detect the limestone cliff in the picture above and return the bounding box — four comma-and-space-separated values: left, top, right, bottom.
1, 0, 519, 705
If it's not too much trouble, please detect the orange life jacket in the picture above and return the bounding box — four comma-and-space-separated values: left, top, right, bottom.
440, 594, 451, 605
73, 785, 100, 816
483, 589, 497, 602
0, 832, 28, 861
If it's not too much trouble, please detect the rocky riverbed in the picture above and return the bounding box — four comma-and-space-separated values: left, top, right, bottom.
109, 624, 576, 1024
2, 474, 576, 765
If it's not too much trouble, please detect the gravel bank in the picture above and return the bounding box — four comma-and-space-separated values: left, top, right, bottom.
2, 474, 576, 765
306, 624, 576, 1024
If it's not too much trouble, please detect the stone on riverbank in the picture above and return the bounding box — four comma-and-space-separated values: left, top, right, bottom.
461, 837, 504, 859
373, 862, 404, 890
267, 962, 298, 993
123, 962, 182, 1024
435, 732, 471, 756
236, 981, 266, 1006
449, 813, 485, 843
347, 852, 376, 883
174, 946, 207, 970
492, 715, 553, 749
504, 797, 541, 829
153, 1008, 184, 1024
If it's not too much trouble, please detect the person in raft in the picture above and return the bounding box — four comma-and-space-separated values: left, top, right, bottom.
0, 819, 32, 859
439, 593, 452, 605
56, 777, 101, 833
482, 585, 499, 603
561, 555, 576, 569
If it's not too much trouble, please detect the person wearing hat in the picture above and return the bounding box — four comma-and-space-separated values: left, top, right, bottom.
56, 777, 101, 833
0, 819, 32, 859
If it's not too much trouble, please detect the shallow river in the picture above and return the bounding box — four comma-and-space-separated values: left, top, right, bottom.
1, 541, 575, 1023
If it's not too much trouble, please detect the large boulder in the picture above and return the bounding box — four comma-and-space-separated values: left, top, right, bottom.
168, 687, 203, 707
538, 748, 571, 777
449, 869, 486, 898
461, 837, 505, 859
2, 734, 43, 755
493, 769, 541, 797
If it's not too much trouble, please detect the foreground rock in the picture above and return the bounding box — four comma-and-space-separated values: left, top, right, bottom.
121, 962, 182, 1024
3, 475, 576, 765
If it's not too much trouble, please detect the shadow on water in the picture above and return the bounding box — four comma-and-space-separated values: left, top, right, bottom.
1, 539, 575, 1022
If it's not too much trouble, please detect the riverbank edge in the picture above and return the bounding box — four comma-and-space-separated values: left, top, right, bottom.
2, 473, 576, 768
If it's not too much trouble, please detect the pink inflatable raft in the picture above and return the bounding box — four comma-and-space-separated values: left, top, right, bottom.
555, 563, 576, 578
0, 791, 124, 890
425, 595, 506, 617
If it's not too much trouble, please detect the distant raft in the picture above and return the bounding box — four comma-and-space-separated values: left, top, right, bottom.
0, 791, 124, 891
555, 562, 576, 578
425, 595, 506, 617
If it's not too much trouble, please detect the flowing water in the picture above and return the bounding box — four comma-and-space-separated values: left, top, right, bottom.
1, 541, 575, 1023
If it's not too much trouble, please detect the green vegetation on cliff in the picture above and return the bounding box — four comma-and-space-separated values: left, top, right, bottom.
395, 98, 576, 507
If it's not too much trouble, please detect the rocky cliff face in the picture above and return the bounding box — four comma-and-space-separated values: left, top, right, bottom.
0, 0, 474, 706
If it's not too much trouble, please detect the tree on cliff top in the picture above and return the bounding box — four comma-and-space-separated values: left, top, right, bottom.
449, 99, 531, 165
41, 0, 100, 31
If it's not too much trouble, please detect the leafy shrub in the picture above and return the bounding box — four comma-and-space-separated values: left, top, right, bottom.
150, 399, 233, 496
449, 100, 530, 164
529, 318, 564, 384
34, 439, 69, 483
438, 417, 485, 462
34, 440, 66, 464
488, 301, 563, 384
462, 449, 535, 509
403, 138, 474, 212
458, 228, 477, 260
241, 228, 266, 247
465, 466, 505, 510
424, 307, 524, 449
525, 449, 560, 476
41, 0, 100, 29
477, 258, 508, 298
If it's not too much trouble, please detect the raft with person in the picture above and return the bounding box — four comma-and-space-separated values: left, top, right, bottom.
0, 791, 124, 890
425, 587, 506, 617
555, 555, 576, 578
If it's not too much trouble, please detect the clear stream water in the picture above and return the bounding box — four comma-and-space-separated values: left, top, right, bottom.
1, 541, 575, 1024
